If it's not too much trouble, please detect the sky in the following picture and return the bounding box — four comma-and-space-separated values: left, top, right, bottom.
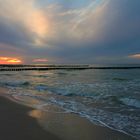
0, 0, 140, 64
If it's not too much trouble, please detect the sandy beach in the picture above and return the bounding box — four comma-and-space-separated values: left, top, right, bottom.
0, 96, 61, 140
0, 89, 137, 140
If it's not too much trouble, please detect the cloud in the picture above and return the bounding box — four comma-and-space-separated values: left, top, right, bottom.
0, 0, 140, 64
129, 54, 140, 59
0, 0, 112, 48
0, 0, 50, 46
33, 58, 48, 62
0, 57, 22, 64
43, 0, 140, 63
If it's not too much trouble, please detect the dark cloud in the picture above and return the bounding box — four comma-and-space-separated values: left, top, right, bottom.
0, 19, 33, 47
0, 0, 140, 64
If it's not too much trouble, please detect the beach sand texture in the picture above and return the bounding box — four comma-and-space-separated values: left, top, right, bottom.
0, 91, 137, 140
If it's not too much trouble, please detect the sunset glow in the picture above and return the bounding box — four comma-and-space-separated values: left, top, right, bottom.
0, 57, 22, 64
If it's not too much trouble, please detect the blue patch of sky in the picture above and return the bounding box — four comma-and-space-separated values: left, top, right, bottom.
37, 0, 95, 9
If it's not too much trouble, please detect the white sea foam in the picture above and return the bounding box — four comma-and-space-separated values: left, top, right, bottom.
120, 98, 140, 108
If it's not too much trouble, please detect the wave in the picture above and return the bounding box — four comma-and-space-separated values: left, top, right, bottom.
112, 78, 130, 81
55, 72, 68, 75
35, 85, 49, 91
35, 84, 98, 98
0, 73, 15, 76
0, 81, 30, 88
23, 72, 54, 77
120, 98, 140, 108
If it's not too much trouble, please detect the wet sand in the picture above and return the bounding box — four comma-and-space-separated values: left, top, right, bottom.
0, 96, 61, 140
29, 108, 137, 140
0, 90, 137, 140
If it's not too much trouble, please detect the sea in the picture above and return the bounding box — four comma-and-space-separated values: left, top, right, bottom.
0, 65, 140, 139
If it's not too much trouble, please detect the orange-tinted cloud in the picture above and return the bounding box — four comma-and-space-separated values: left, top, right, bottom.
129, 54, 140, 59
0, 57, 22, 64
0, 0, 50, 46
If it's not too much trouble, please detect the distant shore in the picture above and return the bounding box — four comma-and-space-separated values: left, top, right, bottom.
0, 88, 137, 140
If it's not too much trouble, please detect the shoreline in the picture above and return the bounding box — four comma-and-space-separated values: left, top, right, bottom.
0, 89, 137, 140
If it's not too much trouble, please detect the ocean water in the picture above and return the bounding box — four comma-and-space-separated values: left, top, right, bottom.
0, 68, 140, 139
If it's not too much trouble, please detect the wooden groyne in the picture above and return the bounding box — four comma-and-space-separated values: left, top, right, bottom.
0, 65, 90, 71
0, 67, 90, 71
0, 65, 140, 71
